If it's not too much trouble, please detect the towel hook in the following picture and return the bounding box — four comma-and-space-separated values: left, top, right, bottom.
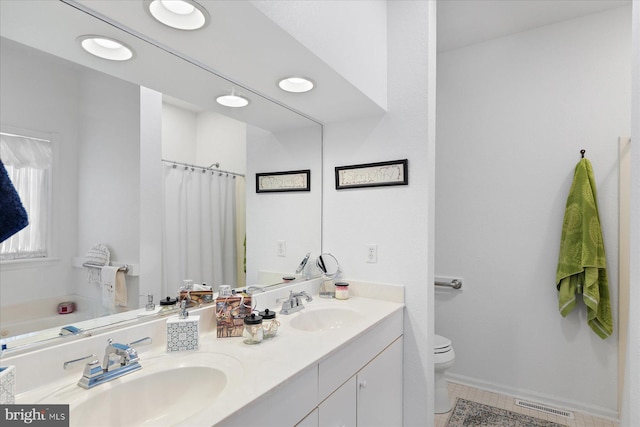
580, 149, 586, 158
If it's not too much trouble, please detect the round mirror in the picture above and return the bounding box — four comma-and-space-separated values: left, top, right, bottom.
316, 253, 342, 279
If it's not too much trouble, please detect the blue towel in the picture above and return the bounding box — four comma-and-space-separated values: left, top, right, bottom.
0, 159, 28, 243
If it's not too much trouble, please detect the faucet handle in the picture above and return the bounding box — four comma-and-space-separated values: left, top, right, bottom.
82, 359, 103, 379
63, 353, 96, 370
292, 290, 313, 303
112, 342, 139, 363
128, 336, 152, 348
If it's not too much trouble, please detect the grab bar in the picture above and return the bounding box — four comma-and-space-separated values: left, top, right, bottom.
435, 279, 462, 289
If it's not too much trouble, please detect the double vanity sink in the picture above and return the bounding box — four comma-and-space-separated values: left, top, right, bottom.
8, 281, 404, 426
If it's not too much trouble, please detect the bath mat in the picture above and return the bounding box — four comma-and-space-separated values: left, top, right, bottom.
446, 398, 563, 427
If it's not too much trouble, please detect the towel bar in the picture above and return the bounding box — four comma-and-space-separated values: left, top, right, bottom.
434, 279, 462, 289
72, 257, 139, 276
82, 262, 129, 274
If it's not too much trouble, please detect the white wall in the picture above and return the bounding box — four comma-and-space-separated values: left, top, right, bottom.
246, 124, 322, 285
139, 88, 164, 300
75, 68, 141, 309
0, 39, 80, 306
0, 42, 79, 307
162, 104, 247, 174
0, 38, 142, 312
197, 111, 246, 175
622, 3, 640, 426
435, 6, 630, 418
322, 2, 434, 425
162, 103, 197, 164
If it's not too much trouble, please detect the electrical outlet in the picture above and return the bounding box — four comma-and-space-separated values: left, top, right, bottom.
367, 244, 377, 263
277, 240, 286, 257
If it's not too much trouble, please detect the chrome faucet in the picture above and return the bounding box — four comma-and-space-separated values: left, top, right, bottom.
75, 337, 151, 389
103, 339, 139, 372
279, 290, 313, 315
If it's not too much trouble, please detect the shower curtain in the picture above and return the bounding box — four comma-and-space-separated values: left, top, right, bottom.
162, 165, 242, 295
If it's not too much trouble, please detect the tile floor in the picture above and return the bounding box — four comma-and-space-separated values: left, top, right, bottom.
434, 382, 619, 427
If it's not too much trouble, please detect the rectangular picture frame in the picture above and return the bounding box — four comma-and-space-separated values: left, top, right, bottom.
335, 159, 408, 190
256, 169, 311, 193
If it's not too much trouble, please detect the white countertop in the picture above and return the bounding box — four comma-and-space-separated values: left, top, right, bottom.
13, 285, 404, 427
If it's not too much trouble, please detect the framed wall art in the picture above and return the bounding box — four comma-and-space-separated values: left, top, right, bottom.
335, 159, 408, 190
256, 169, 311, 193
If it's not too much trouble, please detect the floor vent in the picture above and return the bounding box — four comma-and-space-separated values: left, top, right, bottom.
514, 399, 575, 419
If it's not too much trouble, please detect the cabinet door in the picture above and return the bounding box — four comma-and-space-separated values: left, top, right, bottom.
356, 337, 403, 427
319, 376, 357, 427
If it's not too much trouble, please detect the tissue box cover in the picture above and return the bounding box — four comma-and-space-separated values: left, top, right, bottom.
215, 294, 252, 338
0, 365, 15, 404
167, 316, 200, 352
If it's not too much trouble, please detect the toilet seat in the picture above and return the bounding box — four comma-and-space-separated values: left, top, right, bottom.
433, 334, 455, 414
434, 334, 452, 354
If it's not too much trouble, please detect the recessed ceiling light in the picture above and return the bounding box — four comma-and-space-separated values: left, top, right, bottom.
78, 35, 134, 61
278, 77, 315, 93
146, 0, 209, 30
216, 94, 249, 108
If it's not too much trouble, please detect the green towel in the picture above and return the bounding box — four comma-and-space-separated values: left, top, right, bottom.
556, 158, 612, 339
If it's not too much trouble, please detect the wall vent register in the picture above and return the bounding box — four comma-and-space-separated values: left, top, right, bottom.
514, 399, 574, 419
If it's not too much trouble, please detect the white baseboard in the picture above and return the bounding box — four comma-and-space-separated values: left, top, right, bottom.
446, 373, 619, 422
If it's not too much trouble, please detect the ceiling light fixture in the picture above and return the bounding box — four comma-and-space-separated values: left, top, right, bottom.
278, 77, 315, 93
216, 94, 249, 108
78, 35, 134, 61
146, 0, 209, 30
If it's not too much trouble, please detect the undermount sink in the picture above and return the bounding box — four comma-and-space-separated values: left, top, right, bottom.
288, 306, 361, 332
41, 352, 243, 427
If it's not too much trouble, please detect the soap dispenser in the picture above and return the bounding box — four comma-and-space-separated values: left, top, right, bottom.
167, 300, 200, 352
145, 294, 155, 311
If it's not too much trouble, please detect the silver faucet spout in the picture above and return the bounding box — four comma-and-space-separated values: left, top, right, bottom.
280, 290, 313, 315
103, 339, 139, 371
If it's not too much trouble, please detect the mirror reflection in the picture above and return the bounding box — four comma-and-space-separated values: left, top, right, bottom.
0, 0, 322, 351
160, 96, 248, 295
316, 253, 342, 280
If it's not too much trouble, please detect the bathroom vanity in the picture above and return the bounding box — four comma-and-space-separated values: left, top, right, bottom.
1, 280, 404, 427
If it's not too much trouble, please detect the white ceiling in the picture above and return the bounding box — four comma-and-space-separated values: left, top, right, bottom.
437, 0, 631, 52
1, 1, 632, 128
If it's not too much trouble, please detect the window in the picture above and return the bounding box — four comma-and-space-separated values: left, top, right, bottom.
0, 132, 52, 260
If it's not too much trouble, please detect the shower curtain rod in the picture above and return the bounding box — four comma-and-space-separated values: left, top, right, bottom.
161, 159, 245, 178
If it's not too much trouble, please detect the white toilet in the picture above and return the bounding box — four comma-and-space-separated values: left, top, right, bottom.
434, 334, 455, 413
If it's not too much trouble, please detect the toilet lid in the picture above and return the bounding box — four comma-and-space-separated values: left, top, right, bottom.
434, 334, 452, 353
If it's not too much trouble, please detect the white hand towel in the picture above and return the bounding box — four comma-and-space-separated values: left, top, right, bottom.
114, 269, 127, 307
100, 266, 120, 311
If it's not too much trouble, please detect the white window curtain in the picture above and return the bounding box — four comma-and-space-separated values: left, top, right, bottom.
0, 132, 52, 260
162, 164, 241, 294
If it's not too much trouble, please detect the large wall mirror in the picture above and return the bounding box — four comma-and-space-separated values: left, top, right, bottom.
0, 0, 322, 351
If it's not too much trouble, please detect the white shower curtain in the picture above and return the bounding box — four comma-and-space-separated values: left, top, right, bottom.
162, 165, 240, 295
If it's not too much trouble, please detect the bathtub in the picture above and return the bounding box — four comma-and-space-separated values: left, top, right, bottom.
0, 295, 103, 349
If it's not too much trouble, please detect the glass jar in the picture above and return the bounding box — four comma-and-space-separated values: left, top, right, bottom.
259, 309, 280, 339
243, 313, 263, 344
334, 282, 349, 300
181, 279, 193, 291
